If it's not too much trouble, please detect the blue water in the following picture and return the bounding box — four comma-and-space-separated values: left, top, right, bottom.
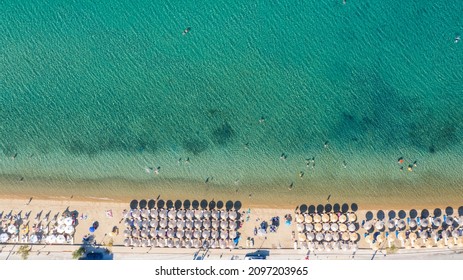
1, 0, 463, 203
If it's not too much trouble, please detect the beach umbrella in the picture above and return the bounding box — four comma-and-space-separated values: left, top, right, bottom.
296, 214, 305, 223
442, 230, 450, 240
64, 225, 74, 234
297, 223, 305, 232
168, 220, 176, 229
371, 242, 379, 251
397, 219, 406, 230
159, 209, 168, 219
229, 231, 237, 240
339, 224, 348, 232
307, 242, 315, 251
143, 239, 151, 247
64, 217, 73, 226
419, 231, 428, 239
194, 220, 202, 229
228, 240, 235, 250
332, 232, 340, 241
229, 221, 237, 230
446, 216, 454, 226
122, 209, 130, 218
193, 239, 200, 248
348, 223, 356, 232
176, 230, 184, 239
387, 220, 395, 230
56, 235, 66, 244
123, 238, 131, 247
340, 242, 348, 251
141, 209, 150, 218
350, 232, 358, 242
322, 214, 330, 223
212, 220, 220, 229
166, 239, 174, 248
331, 223, 339, 232
348, 213, 357, 222
306, 232, 315, 241
298, 232, 306, 241
313, 214, 321, 223
220, 221, 228, 230
219, 240, 227, 249
134, 219, 143, 229
375, 221, 385, 231
150, 220, 158, 228
131, 229, 140, 238
158, 229, 166, 238
305, 215, 313, 223
202, 230, 210, 239
432, 217, 442, 227
211, 231, 219, 239
185, 240, 192, 248
387, 233, 396, 242
203, 210, 212, 219
220, 230, 228, 239
158, 239, 165, 248
176, 220, 185, 229
150, 228, 157, 238
314, 223, 323, 232
325, 233, 333, 242
193, 230, 201, 239
363, 221, 372, 231
421, 219, 429, 228
409, 219, 417, 228
124, 219, 131, 227
377, 234, 385, 243
132, 209, 140, 218
426, 238, 434, 248
229, 211, 237, 220
194, 210, 203, 220
7, 225, 17, 234
221, 210, 229, 220
57, 224, 66, 234
342, 232, 350, 241
339, 214, 347, 223
176, 210, 185, 219
437, 239, 445, 248
409, 232, 417, 241
413, 239, 422, 249
452, 229, 459, 238
305, 224, 314, 232
203, 220, 211, 229
185, 230, 192, 239
323, 223, 330, 231
175, 239, 181, 248
132, 239, 141, 247
168, 210, 176, 220
167, 229, 175, 238
141, 220, 150, 228
159, 219, 168, 228
365, 234, 373, 244
398, 232, 406, 241
209, 240, 217, 249
330, 214, 338, 223
150, 209, 158, 218
185, 220, 193, 229
316, 233, 324, 241
0, 233, 9, 243
211, 210, 219, 219
458, 217, 463, 226
46, 235, 56, 244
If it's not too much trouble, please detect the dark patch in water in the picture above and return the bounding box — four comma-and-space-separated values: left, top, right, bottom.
182, 138, 208, 155
212, 122, 235, 145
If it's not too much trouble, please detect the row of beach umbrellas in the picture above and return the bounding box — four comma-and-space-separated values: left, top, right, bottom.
300, 241, 358, 252
125, 209, 238, 221
364, 216, 463, 231
125, 228, 238, 240
126, 218, 238, 231
124, 237, 236, 249
0, 232, 69, 244
296, 212, 357, 224
297, 222, 357, 233
298, 231, 359, 242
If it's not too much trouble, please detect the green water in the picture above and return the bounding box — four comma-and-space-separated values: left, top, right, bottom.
1, 0, 463, 202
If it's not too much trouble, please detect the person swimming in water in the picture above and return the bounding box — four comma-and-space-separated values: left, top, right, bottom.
455, 35, 461, 43
183, 27, 191, 35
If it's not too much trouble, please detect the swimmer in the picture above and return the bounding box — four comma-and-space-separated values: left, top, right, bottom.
413, 160, 417, 167
185, 157, 190, 164
343, 0, 346, 4
145, 167, 154, 174
342, 160, 347, 168
182, 27, 191, 35
259, 116, 265, 124
280, 153, 287, 161
407, 165, 413, 172
398, 157, 404, 164
299, 171, 304, 178
399, 166, 404, 172
455, 35, 460, 43
324, 141, 329, 148
244, 142, 249, 150
11, 153, 18, 160
177, 158, 182, 164
154, 166, 160, 175
288, 182, 294, 190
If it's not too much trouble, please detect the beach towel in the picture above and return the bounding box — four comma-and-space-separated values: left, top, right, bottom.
106, 210, 113, 218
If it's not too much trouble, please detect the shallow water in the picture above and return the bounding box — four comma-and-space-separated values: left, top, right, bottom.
1, 1, 463, 204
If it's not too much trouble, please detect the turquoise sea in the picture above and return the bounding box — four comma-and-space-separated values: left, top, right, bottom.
1, 1, 463, 205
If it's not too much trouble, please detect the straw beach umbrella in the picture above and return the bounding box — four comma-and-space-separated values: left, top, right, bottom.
332, 232, 340, 241
350, 233, 358, 242
297, 223, 305, 232
376, 234, 385, 243
339, 214, 347, 223
315, 223, 323, 232
365, 234, 373, 244
339, 224, 347, 232
298, 233, 306, 241
409, 232, 417, 241
426, 238, 434, 248
322, 214, 330, 223
305, 215, 313, 223
313, 214, 322, 223
348, 213, 357, 222
342, 232, 350, 241
296, 214, 304, 223
330, 213, 338, 223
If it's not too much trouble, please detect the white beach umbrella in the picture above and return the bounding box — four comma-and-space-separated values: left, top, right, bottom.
132, 209, 140, 218
185, 240, 192, 248
185, 230, 192, 239
0, 233, 9, 243
203, 220, 211, 229
186, 210, 194, 220
158, 229, 166, 238
167, 239, 174, 248
160, 219, 168, 228
363, 221, 372, 231
150, 228, 157, 238
419, 231, 428, 239
46, 235, 56, 244
64, 225, 74, 234
193, 230, 201, 239
348, 213, 357, 222
296, 214, 305, 223
203, 210, 211, 219
131, 229, 140, 238
316, 233, 324, 241
341, 243, 349, 251
143, 239, 151, 247
409, 232, 417, 241
331, 223, 339, 232
209, 240, 217, 249
446, 216, 454, 226
229, 231, 237, 239
176, 230, 184, 239
365, 234, 373, 244
167, 229, 175, 238
123, 238, 131, 247
202, 230, 210, 239
124, 219, 131, 227
7, 225, 17, 234
134, 219, 142, 229
305, 224, 314, 232
150, 220, 158, 228
228, 240, 235, 249
168, 220, 176, 229
315, 223, 323, 232
159, 209, 168, 219
193, 239, 200, 248
220, 220, 228, 230
57, 224, 66, 234
229, 211, 237, 220
194, 220, 202, 229
387, 220, 395, 230
141, 220, 149, 228
56, 235, 66, 244
325, 233, 333, 242
409, 219, 417, 228
452, 229, 459, 238
297, 223, 305, 232
150, 209, 158, 218
375, 221, 385, 230
305, 215, 313, 223
348, 223, 356, 232
175, 239, 181, 248
168, 210, 177, 220
220, 230, 228, 239
211, 210, 219, 219
421, 219, 429, 228
176, 210, 185, 219
211, 231, 219, 239
64, 217, 73, 226
323, 223, 330, 231
141, 209, 150, 218
158, 238, 165, 248
194, 210, 203, 220
176, 220, 185, 229
219, 240, 227, 249
398, 232, 406, 241
458, 216, 463, 226
432, 217, 442, 227
397, 219, 406, 230
332, 232, 340, 241
442, 230, 450, 239
306, 232, 315, 241
221, 210, 229, 220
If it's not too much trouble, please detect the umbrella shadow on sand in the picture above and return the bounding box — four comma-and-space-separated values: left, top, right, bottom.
388, 210, 396, 219
139, 200, 147, 209
148, 200, 155, 209
129, 200, 138, 210
445, 206, 453, 216
458, 206, 463, 216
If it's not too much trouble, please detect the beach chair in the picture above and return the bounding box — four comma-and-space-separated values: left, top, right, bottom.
417, 217, 421, 226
